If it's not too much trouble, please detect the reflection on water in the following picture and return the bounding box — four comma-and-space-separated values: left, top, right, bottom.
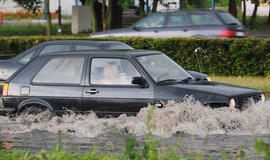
0, 99, 270, 159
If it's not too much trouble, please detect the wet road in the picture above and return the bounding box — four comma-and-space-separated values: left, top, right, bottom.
1, 99, 270, 159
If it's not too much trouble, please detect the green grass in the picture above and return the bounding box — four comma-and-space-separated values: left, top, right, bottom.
212, 76, 270, 92
0, 24, 73, 36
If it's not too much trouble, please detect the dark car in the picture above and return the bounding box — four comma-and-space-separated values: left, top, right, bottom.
0, 40, 210, 94
1, 50, 264, 116
91, 10, 245, 38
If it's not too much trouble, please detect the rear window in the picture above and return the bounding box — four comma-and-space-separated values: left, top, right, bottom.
217, 12, 241, 25
39, 45, 71, 55
33, 57, 85, 84
190, 13, 218, 25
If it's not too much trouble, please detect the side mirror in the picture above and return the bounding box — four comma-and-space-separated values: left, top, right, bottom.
131, 77, 149, 88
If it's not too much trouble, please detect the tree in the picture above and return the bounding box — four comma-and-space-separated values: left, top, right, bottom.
152, 0, 159, 12
250, 0, 259, 28
45, 0, 52, 35
229, 0, 237, 18
179, 0, 188, 9
13, 0, 42, 14
242, 0, 246, 26
139, 0, 146, 16
88, 0, 99, 33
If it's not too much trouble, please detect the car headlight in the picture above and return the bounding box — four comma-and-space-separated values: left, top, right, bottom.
206, 76, 212, 81
229, 98, 236, 109
261, 93, 265, 102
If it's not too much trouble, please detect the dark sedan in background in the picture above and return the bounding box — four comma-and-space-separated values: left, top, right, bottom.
91, 10, 246, 38
1, 50, 264, 116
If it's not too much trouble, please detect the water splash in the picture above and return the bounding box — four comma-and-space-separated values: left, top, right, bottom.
0, 99, 270, 138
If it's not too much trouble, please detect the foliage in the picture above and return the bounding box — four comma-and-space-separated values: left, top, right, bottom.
12, 0, 42, 14
0, 37, 270, 77
255, 139, 270, 160
118, 0, 133, 10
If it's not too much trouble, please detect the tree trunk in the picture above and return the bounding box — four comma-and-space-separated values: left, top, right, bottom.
101, 0, 106, 30
89, 0, 98, 33
229, 0, 237, 18
152, 0, 159, 12
267, 2, 270, 24
111, 0, 122, 29
179, 0, 187, 9
45, 0, 52, 36
250, 2, 259, 27
106, 0, 113, 30
242, 0, 246, 26
139, 0, 145, 17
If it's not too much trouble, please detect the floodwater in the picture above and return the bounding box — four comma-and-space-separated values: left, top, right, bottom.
1, 99, 270, 159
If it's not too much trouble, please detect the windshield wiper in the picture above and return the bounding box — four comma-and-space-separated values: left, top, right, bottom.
157, 79, 178, 85
181, 77, 193, 83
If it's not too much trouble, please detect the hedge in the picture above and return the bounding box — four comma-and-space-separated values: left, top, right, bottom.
0, 36, 270, 76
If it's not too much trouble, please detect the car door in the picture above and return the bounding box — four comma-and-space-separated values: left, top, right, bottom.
29, 55, 86, 111
131, 13, 167, 38
82, 56, 155, 114
161, 12, 192, 38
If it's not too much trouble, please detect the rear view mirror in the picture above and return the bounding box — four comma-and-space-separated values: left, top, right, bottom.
132, 77, 149, 88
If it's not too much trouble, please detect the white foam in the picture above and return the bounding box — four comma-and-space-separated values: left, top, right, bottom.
0, 99, 270, 138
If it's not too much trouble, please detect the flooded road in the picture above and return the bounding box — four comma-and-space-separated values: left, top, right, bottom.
1, 99, 270, 159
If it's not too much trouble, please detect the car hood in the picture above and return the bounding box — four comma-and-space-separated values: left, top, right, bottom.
90, 28, 133, 37
170, 81, 261, 97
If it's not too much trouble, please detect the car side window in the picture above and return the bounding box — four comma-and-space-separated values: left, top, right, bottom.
39, 45, 71, 55
190, 13, 218, 25
75, 45, 100, 51
18, 50, 36, 64
166, 13, 190, 27
33, 57, 85, 84
90, 58, 141, 85
135, 14, 166, 28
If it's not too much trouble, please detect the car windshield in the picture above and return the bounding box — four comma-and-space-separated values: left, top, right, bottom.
217, 12, 241, 25
137, 54, 193, 83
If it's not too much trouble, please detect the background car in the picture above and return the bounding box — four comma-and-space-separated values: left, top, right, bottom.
0, 40, 210, 94
1, 50, 263, 116
91, 10, 246, 38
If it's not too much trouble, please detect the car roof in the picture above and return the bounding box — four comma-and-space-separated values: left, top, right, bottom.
38, 40, 128, 45
39, 49, 163, 57
154, 9, 226, 14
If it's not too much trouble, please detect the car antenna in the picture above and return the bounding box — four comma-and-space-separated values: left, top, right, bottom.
194, 47, 204, 80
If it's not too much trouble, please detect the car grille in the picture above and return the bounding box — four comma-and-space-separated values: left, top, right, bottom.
236, 94, 262, 108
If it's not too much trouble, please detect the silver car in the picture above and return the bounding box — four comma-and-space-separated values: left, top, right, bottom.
91, 10, 246, 38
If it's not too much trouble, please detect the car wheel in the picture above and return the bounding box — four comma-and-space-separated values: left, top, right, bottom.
21, 106, 48, 115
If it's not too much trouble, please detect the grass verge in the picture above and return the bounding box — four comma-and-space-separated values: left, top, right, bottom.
0, 24, 72, 36
211, 76, 270, 92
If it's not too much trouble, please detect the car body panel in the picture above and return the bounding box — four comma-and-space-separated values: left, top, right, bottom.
1, 50, 263, 115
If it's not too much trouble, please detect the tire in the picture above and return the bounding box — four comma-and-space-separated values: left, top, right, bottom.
21, 106, 47, 115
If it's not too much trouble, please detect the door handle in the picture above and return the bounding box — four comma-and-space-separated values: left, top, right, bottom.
183, 29, 188, 32
154, 30, 159, 33
86, 89, 99, 94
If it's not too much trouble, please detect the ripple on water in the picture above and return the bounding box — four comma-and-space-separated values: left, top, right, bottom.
0, 98, 270, 138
